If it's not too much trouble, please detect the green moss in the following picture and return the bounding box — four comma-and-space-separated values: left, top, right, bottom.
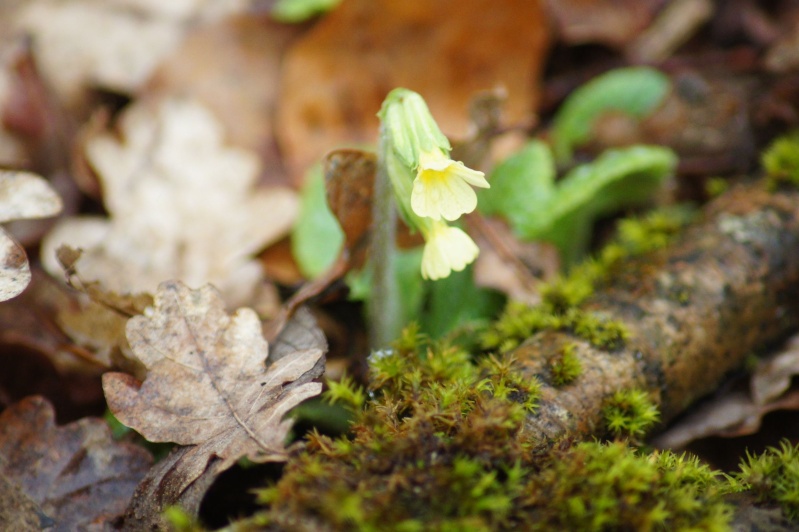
250, 333, 541, 530
528, 442, 732, 531
602, 389, 660, 440
568, 309, 630, 350
763, 132, 799, 190
550, 343, 582, 386
236, 321, 737, 531
324, 374, 366, 412
734, 440, 799, 521
479, 304, 629, 354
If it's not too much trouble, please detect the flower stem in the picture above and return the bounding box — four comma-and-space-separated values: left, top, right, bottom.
369, 130, 401, 348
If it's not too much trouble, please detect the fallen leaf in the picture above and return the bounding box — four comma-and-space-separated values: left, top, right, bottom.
146, 14, 300, 184
42, 97, 297, 308
652, 334, 799, 449
324, 148, 376, 257
104, 280, 324, 461
276, 0, 550, 181
11, 0, 251, 108
0, 170, 62, 301
751, 334, 799, 407
0, 395, 152, 530
651, 390, 799, 449
0, 270, 108, 418
104, 281, 326, 527
268, 149, 375, 339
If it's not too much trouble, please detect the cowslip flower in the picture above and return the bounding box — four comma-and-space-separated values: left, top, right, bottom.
379, 87, 485, 280
420, 220, 479, 280
411, 149, 490, 221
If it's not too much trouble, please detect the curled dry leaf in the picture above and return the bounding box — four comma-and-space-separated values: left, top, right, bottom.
43, 97, 297, 308
0, 395, 152, 531
0, 170, 62, 301
103, 280, 325, 493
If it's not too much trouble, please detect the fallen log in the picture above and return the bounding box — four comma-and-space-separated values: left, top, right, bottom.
516, 182, 799, 448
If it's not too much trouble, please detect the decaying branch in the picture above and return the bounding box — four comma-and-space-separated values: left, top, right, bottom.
516, 182, 799, 448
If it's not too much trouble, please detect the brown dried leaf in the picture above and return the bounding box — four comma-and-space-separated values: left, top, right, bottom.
0, 170, 62, 301
276, 0, 550, 181
324, 149, 376, 255
103, 280, 325, 466
11, 0, 251, 108
146, 14, 299, 184
751, 334, 799, 406
42, 97, 297, 307
0, 395, 152, 530
108, 283, 326, 528
653, 334, 799, 449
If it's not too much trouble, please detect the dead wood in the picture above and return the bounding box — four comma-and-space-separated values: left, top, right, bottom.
516, 182, 799, 449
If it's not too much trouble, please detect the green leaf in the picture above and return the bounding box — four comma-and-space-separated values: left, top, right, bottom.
271, 0, 342, 23
552, 67, 671, 164
422, 265, 504, 339
522, 145, 677, 265
291, 166, 344, 279
478, 140, 556, 228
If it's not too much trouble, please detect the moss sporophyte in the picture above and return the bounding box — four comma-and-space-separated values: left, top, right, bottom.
379, 88, 489, 280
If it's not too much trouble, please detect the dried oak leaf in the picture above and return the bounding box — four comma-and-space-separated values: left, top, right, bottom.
0, 395, 152, 531
0, 170, 62, 301
42, 97, 297, 308
103, 279, 325, 471
118, 296, 326, 529
276, 0, 550, 182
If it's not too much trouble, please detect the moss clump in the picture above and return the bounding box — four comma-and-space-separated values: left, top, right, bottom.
549, 343, 582, 386
763, 132, 799, 190
527, 441, 732, 531
602, 389, 660, 440
241, 325, 735, 531
734, 440, 799, 521
251, 331, 542, 531
479, 304, 629, 354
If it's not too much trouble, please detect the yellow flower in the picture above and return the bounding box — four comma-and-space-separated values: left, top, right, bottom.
411, 150, 490, 221
420, 221, 479, 280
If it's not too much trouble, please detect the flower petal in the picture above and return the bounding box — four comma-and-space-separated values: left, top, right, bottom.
411, 173, 477, 221
420, 222, 479, 280
449, 163, 489, 189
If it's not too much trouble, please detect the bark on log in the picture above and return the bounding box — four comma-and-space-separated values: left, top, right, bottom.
516, 183, 799, 449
